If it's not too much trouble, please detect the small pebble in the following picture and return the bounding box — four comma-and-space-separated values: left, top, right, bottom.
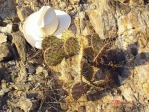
27, 65, 36, 74
0, 33, 7, 44
0, 43, 12, 61
36, 66, 43, 74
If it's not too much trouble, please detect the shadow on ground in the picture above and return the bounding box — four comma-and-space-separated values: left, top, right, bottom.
85, 42, 149, 101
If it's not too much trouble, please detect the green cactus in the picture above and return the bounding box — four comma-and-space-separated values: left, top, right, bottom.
42, 31, 80, 66
44, 45, 65, 66
64, 37, 80, 56
42, 36, 64, 51
42, 36, 65, 66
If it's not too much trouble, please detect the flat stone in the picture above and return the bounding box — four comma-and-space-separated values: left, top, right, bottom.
120, 86, 134, 102
0, 33, 7, 43
12, 31, 26, 61
86, 9, 117, 39
0, 24, 17, 33
0, 43, 12, 61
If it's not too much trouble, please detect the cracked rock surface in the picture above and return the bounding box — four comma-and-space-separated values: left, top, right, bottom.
0, 0, 149, 112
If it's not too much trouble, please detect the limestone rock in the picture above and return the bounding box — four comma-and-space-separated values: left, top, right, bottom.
0, 33, 7, 43
0, 43, 12, 61
36, 66, 43, 74
143, 82, 149, 97
117, 8, 149, 37
0, 80, 9, 96
75, 11, 95, 36
0, 24, 17, 33
120, 86, 134, 102
134, 64, 149, 98
69, 0, 80, 5
10, 98, 37, 111
10, 83, 30, 90
12, 31, 26, 61
86, 4, 117, 39
0, 0, 149, 111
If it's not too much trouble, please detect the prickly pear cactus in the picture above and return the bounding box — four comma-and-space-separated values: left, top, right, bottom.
42, 30, 80, 66
42, 36, 65, 66
42, 30, 116, 101
64, 37, 80, 56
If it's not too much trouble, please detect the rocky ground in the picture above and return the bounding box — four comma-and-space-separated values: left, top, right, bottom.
0, 0, 149, 112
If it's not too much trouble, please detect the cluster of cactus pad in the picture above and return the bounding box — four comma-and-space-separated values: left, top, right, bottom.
42, 30, 80, 66
42, 30, 118, 97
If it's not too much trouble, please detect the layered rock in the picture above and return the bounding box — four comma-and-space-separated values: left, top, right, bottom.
0, 43, 12, 61
0, 0, 149, 111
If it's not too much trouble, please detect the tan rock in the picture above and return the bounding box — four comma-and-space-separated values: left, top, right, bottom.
36, 66, 43, 74
17, 6, 33, 21
143, 82, 149, 97
12, 31, 26, 61
120, 86, 134, 102
86, 8, 117, 39
0, 43, 12, 61
69, 0, 80, 4
0, 24, 16, 33
117, 0, 144, 5
117, 10, 149, 36
129, 0, 144, 5
12, 98, 33, 111
0, 33, 7, 44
